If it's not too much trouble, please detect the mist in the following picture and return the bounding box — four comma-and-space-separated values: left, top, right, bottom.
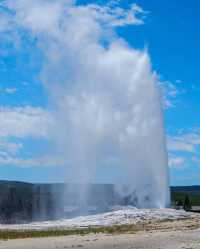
2, 0, 170, 210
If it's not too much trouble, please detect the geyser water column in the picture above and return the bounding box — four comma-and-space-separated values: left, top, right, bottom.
4, 0, 170, 208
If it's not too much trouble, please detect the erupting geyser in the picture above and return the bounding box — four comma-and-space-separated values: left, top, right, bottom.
4, 0, 170, 209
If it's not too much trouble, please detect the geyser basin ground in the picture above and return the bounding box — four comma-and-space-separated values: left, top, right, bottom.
0, 207, 199, 230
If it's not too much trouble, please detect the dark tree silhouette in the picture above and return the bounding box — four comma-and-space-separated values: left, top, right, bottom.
183, 195, 192, 211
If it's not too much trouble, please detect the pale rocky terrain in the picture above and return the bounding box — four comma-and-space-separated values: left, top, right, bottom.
0, 208, 198, 230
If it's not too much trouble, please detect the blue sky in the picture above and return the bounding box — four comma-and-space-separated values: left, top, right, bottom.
0, 0, 200, 186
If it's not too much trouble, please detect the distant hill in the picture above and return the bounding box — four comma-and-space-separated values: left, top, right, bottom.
0, 181, 199, 223
0, 181, 119, 223
171, 186, 200, 195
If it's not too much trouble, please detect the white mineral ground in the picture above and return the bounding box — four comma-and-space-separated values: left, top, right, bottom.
0, 207, 199, 230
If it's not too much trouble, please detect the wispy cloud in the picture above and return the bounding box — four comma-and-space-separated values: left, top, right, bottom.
0, 106, 53, 138
0, 140, 23, 155
167, 137, 195, 153
159, 80, 185, 109
168, 156, 185, 168
0, 105, 57, 167
85, 3, 147, 27
0, 87, 17, 94
0, 0, 146, 38
168, 131, 200, 153
0, 155, 64, 167
167, 130, 200, 168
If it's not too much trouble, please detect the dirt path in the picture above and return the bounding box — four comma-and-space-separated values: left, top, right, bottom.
0, 229, 200, 249
0, 219, 200, 249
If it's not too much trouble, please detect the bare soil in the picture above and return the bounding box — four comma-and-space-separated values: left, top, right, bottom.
1, 218, 200, 249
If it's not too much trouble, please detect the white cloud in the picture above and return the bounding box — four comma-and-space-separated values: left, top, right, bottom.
0, 87, 17, 94
159, 80, 186, 109
0, 155, 64, 167
0, 106, 53, 138
181, 132, 200, 146
167, 137, 195, 153
1, 0, 146, 41
168, 131, 200, 153
168, 156, 185, 168
0, 140, 23, 155
168, 130, 200, 168
0, 105, 57, 167
160, 81, 179, 109
85, 3, 146, 27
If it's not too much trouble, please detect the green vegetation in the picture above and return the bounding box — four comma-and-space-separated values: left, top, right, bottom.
0, 224, 139, 240
171, 190, 200, 206
183, 195, 192, 211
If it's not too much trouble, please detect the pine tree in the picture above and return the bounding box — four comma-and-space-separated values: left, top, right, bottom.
183, 195, 192, 211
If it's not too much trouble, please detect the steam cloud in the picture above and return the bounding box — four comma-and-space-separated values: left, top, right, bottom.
2, 0, 170, 208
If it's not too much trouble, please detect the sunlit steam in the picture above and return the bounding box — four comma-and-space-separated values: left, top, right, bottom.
2, 0, 170, 210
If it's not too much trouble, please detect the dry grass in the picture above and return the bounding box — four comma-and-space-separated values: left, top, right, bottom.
0, 224, 139, 240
